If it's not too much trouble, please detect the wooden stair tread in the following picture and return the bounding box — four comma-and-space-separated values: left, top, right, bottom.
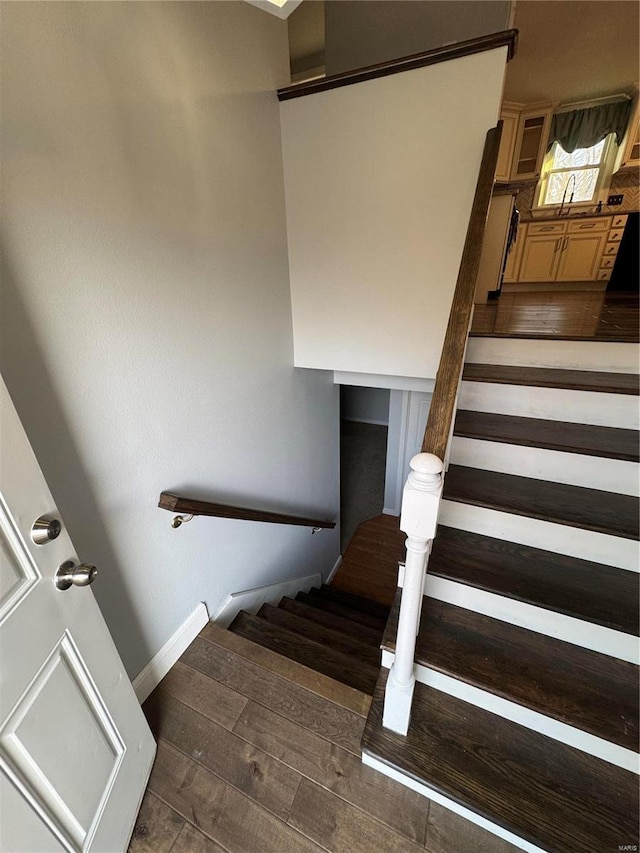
443, 464, 640, 540
257, 603, 380, 667
429, 526, 639, 635
278, 597, 384, 647
384, 597, 638, 749
310, 585, 391, 620
454, 409, 640, 462
228, 611, 378, 695
295, 591, 388, 631
462, 362, 640, 394
362, 671, 639, 853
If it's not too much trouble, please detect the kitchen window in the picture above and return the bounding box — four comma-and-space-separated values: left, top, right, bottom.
536, 134, 616, 208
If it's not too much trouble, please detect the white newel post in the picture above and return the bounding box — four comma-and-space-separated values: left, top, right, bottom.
383, 452, 443, 735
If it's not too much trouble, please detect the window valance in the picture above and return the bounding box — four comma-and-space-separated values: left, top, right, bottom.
549, 100, 632, 154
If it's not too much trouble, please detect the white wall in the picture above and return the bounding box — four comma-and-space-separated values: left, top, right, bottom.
0, 1, 340, 679
325, 1, 512, 76
280, 47, 508, 380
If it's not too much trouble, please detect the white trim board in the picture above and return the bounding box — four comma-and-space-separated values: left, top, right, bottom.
325, 556, 342, 585
439, 500, 640, 572
458, 381, 639, 429
212, 573, 321, 629
450, 436, 640, 497
334, 371, 435, 393
341, 416, 389, 426
132, 602, 209, 703
466, 337, 639, 373
361, 752, 547, 853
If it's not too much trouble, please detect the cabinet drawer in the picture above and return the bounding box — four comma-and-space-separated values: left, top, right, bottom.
528, 222, 566, 235
597, 269, 612, 281
567, 218, 609, 233
604, 242, 621, 256
612, 215, 628, 228
600, 257, 615, 269
608, 229, 624, 242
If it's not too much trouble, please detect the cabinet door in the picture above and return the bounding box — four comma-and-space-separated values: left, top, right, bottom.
518, 234, 562, 282
556, 232, 608, 281
621, 103, 640, 168
512, 108, 552, 180
502, 223, 526, 282
495, 111, 519, 182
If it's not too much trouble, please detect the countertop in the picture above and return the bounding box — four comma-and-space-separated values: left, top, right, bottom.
520, 210, 629, 223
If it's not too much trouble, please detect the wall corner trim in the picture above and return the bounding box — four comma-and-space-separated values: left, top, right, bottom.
132, 602, 209, 703
326, 555, 342, 584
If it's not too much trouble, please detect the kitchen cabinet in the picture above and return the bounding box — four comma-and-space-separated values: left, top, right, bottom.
618, 99, 640, 169
518, 233, 562, 282
495, 104, 553, 183
512, 107, 553, 181
506, 216, 626, 285
496, 109, 519, 182
555, 232, 608, 281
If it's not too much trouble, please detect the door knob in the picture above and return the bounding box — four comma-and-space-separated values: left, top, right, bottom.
55, 560, 98, 590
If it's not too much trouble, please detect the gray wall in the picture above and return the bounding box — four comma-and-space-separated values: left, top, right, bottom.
0, 1, 340, 678
341, 386, 390, 425
325, 1, 512, 75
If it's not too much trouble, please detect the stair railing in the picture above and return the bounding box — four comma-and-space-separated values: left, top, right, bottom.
158, 491, 335, 532
383, 123, 502, 735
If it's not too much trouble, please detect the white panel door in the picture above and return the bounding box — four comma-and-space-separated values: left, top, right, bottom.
0, 377, 156, 852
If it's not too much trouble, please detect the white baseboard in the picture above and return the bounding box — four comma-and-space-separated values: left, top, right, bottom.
325, 555, 342, 584
132, 602, 209, 703
382, 506, 400, 517
341, 416, 389, 426
213, 573, 321, 629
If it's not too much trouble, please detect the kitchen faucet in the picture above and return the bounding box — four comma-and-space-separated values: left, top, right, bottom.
558, 174, 576, 216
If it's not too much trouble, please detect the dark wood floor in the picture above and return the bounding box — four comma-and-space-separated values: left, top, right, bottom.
330, 513, 405, 607
129, 623, 519, 852
471, 291, 639, 341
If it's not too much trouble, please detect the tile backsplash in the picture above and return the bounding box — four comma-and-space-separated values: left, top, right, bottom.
514, 168, 639, 216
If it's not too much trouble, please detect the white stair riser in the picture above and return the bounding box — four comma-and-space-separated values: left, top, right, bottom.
466, 338, 639, 373
450, 436, 639, 497
459, 381, 639, 429
425, 575, 639, 665
439, 500, 639, 572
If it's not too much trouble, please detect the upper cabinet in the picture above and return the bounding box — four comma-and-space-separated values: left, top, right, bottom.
618, 97, 640, 170
496, 103, 553, 183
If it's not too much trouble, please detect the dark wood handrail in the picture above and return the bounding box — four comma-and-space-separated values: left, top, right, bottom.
158, 492, 335, 529
277, 30, 518, 102
421, 122, 503, 460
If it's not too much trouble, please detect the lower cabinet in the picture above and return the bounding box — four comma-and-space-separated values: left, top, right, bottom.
555, 232, 608, 281
518, 234, 563, 282
506, 216, 624, 285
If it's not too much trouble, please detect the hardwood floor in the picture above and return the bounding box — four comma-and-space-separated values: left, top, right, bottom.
471, 291, 639, 341
129, 623, 519, 852
330, 513, 405, 607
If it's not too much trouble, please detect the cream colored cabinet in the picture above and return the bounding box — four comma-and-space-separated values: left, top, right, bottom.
555, 232, 608, 281
496, 110, 519, 182
619, 99, 640, 169
502, 222, 526, 282
511, 216, 623, 284
518, 233, 563, 282
511, 107, 553, 181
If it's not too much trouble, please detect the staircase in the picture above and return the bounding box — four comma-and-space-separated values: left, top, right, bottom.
229, 585, 390, 696
362, 334, 640, 853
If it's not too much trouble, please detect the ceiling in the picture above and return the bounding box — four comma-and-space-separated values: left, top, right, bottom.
504, 1, 640, 105
288, 1, 640, 104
